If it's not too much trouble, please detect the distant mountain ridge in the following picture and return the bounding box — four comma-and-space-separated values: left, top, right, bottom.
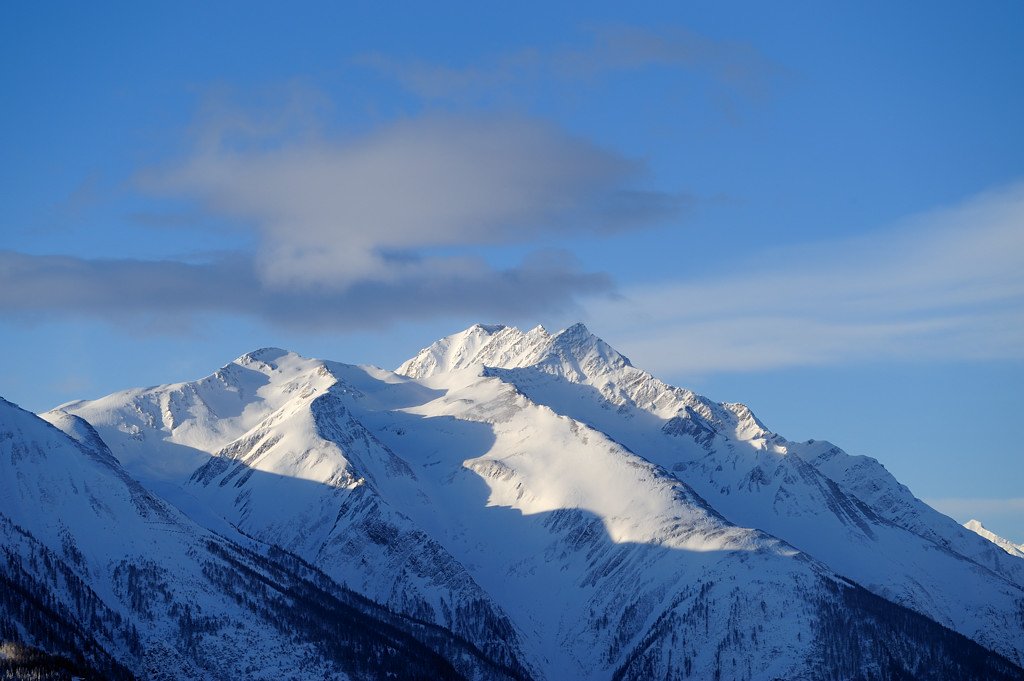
1, 323, 1021, 680
966, 519, 1024, 559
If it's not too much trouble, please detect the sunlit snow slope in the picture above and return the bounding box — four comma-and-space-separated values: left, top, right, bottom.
966, 519, 1024, 560
1, 397, 524, 681
402, 324, 1024, 657
41, 324, 1024, 680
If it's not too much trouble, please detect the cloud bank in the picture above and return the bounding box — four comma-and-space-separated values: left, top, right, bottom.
3, 108, 680, 331
591, 181, 1024, 374
3, 25, 770, 337
0, 248, 609, 333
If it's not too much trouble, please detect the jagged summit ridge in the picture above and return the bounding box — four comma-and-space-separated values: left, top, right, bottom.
397, 323, 548, 378
396, 322, 635, 379
12, 323, 1024, 679
45, 347, 342, 483
966, 519, 1024, 558
401, 324, 760, 440
393, 322, 1024, 668
237, 345, 291, 362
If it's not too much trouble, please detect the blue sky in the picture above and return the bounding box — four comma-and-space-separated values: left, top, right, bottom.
2, 2, 1023, 542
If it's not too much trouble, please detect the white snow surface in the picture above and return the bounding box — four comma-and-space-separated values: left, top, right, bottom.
966, 519, 1024, 559
39, 323, 1024, 677
1, 397, 354, 681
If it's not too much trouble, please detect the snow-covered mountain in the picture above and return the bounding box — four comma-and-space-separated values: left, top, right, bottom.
401, 324, 1024, 662
966, 519, 1024, 559
11, 323, 1024, 680
0, 396, 531, 681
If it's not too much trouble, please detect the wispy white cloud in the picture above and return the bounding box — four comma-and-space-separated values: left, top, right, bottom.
589, 181, 1024, 374
3, 87, 690, 331
141, 112, 681, 290
3, 25, 767, 335
357, 24, 782, 106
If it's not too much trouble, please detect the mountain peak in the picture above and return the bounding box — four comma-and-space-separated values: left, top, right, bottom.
229, 348, 338, 385
17, 325, 1024, 678
397, 324, 527, 378
559, 321, 591, 336
236, 347, 293, 367
471, 323, 508, 334
396, 322, 630, 380
556, 321, 625, 353
544, 322, 633, 376
965, 519, 1024, 557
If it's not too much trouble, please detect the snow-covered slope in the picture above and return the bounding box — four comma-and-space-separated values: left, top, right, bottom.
1, 396, 526, 681
400, 323, 1024, 666
52, 349, 534, 677
41, 324, 1024, 680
